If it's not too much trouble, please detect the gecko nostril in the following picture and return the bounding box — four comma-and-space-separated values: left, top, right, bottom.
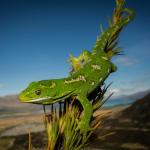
35, 90, 41, 95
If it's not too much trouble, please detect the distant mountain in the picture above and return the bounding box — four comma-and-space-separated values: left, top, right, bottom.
104, 89, 150, 107
120, 93, 150, 127
0, 95, 42, 114
127, 89, 150, 100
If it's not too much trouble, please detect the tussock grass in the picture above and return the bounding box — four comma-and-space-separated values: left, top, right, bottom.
42, 84, 111, 150
28, 84, 112, 150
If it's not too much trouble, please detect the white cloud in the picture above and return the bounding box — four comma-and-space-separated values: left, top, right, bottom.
109, 88, 120, 94
106, 88, 121, 98
115, 57, 138, 66
106, 76, 150, 98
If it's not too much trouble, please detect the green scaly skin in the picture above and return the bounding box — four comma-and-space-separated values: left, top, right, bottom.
19, 0, 135, 133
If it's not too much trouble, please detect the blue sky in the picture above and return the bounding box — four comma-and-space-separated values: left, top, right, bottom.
0, 0, 150, 97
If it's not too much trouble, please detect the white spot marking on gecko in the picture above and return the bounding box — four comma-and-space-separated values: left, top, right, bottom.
102, 57, 108, 60
64, 75, 86, 84
91, 82, 95, 86
91, 64, 101, 70
99, 78, 103, 82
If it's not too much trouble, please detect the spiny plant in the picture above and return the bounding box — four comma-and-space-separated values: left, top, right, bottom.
44, 84, 110, 150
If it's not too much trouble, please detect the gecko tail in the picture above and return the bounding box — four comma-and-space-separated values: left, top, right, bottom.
105, 0, 135, 59
92, 0, 135, 59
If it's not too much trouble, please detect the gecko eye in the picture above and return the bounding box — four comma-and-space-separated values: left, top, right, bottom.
35, 90, 41, 95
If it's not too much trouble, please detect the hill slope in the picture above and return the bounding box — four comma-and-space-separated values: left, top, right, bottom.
90, 93, 150, 150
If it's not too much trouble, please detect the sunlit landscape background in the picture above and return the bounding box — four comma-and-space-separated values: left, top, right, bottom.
0, 0, 150, 149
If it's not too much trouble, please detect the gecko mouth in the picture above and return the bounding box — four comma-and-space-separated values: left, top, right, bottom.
23, 94, 73, 104
19, 95, 53, 104
29, 97, 52, 102
24, 96, 61, 104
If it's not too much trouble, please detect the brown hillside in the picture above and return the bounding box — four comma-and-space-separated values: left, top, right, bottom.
121, 93, 150, 127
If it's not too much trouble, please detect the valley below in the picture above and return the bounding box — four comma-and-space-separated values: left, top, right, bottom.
0, 93, 150, 150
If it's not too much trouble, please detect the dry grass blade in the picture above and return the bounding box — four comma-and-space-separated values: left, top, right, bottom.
28, 132, 32, 150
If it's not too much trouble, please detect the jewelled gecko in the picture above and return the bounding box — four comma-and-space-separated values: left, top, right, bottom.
19, 0, 135, 133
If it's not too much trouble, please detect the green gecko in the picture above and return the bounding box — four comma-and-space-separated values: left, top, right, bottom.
19, 0, 135, 133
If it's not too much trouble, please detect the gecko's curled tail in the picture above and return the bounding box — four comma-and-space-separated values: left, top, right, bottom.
92, 0, 135, 58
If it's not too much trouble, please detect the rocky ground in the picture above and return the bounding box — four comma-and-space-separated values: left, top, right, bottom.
0, 94, 150, 150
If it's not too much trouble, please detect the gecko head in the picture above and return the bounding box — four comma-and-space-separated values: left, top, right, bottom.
19, 80, 58, 104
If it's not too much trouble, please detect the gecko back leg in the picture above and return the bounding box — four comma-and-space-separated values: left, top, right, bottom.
69, 50, 91, 74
